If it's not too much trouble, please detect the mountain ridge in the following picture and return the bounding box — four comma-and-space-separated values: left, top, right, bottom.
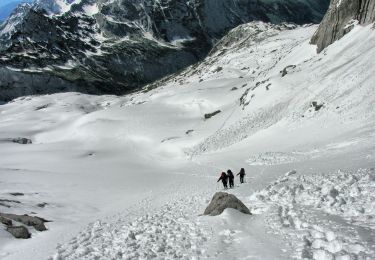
0, 0, 330, 101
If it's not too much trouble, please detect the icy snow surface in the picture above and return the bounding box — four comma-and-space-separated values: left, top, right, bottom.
81, 3, 99, 16
0, 22, 374, 259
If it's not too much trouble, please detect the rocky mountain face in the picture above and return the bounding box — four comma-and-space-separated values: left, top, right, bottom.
0, 0, 330, 101
311, 0, 375, 52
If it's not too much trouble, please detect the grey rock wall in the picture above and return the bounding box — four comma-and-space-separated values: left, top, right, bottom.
311, 0, 375, 53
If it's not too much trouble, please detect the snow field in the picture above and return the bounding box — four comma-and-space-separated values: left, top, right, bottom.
247, 168, 375, 259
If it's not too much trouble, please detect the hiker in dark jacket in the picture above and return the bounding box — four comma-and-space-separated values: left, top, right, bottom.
237, 168, 246, 183
217, 172, 228, 189
227, 170, 234, 188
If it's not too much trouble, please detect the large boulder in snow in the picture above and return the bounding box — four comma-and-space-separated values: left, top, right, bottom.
6, 226, 31, 239
0, 215, 12, 226
204, 192, 251, 216
0, 213, 49, 231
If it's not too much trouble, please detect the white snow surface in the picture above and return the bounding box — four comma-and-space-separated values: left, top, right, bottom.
0, 22, 374, 259
81, 3, 99, 16
35, 0, 82, 15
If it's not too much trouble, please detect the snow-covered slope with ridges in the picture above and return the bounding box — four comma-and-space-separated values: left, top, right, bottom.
0, 20, 374, 260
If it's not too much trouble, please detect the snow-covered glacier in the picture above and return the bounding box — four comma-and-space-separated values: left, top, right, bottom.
0, 1, 374, 259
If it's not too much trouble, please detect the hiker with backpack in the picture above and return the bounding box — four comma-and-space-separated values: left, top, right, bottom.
217, 172, 228, 189
237, 168, 246, 183
227, 169, 234, 188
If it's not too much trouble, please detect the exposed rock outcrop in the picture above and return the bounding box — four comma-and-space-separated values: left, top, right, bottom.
311, 101, 324, 111
0, 67, 78, 102
204, 192, 251, 216
281, 65, 296, 77
311, 0, 375, 52
0, 213, 49, 231
6, 226, 31, 239
0, 215, 12, 226
12, 137, 32, 144
204, 110, 221, 119
9, 193, 24, 196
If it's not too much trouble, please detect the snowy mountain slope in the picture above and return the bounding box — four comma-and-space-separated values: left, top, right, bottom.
0, 0, 330, 100
0, 17, 375, 260
147, 21, 375, 159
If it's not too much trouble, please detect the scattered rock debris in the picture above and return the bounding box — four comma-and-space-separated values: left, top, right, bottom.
311, 101, 324, 111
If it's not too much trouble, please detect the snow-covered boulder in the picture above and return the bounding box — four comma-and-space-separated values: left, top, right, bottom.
204, 192, 251, 216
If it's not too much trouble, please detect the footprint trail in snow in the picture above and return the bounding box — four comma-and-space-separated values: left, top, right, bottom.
248, 168, 375, 259
51, 189, 212, 259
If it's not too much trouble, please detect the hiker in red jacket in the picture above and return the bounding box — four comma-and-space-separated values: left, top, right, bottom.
217, 172, 228, 189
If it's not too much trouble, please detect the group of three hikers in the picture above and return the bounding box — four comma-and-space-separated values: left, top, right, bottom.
217, 168, 246, 189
